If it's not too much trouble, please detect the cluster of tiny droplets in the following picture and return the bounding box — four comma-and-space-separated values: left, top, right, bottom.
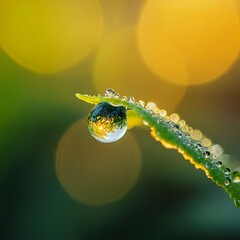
103, 89, 240, 192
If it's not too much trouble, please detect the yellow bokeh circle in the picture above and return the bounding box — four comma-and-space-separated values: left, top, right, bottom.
0, 0, 103, 73
93, 27, 186, 112
138, 0, 240, 85
56, 119, 141, 205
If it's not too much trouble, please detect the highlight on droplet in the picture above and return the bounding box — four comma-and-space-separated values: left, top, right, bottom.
56, 119, 141, 205
137, 0, 240, 85
0, 0, 104, 73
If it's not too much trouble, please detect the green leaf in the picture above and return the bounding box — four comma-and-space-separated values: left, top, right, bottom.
76, 90, 240, 207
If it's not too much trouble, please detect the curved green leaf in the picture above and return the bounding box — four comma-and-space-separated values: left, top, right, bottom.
76, 90, 240, 207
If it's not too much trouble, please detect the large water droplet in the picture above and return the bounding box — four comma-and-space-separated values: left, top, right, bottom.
87, 102, 127, 143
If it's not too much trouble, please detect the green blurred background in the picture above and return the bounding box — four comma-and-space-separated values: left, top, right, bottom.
1, 0, 240, 239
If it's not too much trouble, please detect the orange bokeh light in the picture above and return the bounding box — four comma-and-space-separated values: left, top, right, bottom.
0, 0, 103, 74
138, 0, 240, 85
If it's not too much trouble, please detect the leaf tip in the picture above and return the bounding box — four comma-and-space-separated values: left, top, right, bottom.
75, 93, 82, 99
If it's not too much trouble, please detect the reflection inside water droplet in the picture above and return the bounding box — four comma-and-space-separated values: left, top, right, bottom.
87, 102, 127, 143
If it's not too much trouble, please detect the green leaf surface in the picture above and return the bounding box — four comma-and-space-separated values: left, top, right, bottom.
76, 91, 240, 207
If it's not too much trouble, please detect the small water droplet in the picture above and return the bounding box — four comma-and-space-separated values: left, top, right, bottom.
173, 124, 179, 131
170, 113, 180, 123
104, 88, 115, 97
113, 93, 120, 98
232, 171, 240, 183
128, 96, 135, 103
224, 177, 231, 186
195, 143, 202, 151
178, 133, 182, 138
224, 168, 231, 175
179, 120, 186, 128
201, 138, 212, 147
159, 109, 167, 117
121, 96, 127, 101
164, 116, 170, 122
148, 110, 154, 115
190, 129, 202, 140
146, 102, 156, 110
139, 100, 145, 108
145, 102, 160, 114
187, 127, 193, 134
204, 151, 210, 159
216, 161, 222, 168
183, 134, 191, 146
87, 102, 127, 143
209, 144, 223, 158
182, 125, 188, 132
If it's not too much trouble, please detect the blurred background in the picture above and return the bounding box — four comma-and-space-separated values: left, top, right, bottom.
1, 0, 240, 239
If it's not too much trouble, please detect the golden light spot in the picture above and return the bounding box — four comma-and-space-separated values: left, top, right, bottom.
159, 110, 167, 118
138, 0, 240, 85
146, 102, 156, 110
93, 27, 186, 112
181, 125, 189, 133
151, 127, 211, 178
190, 129, 203, 141
170, 113, 180, 123
187, 127, 193, 134
56, 119, 141, 205
178, 148, 210, 178
179, 120, 186, 128
160, 140, 176, 150
201, 138, 212, 147
0, 0, 103, 73
150, 128, 176, 149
